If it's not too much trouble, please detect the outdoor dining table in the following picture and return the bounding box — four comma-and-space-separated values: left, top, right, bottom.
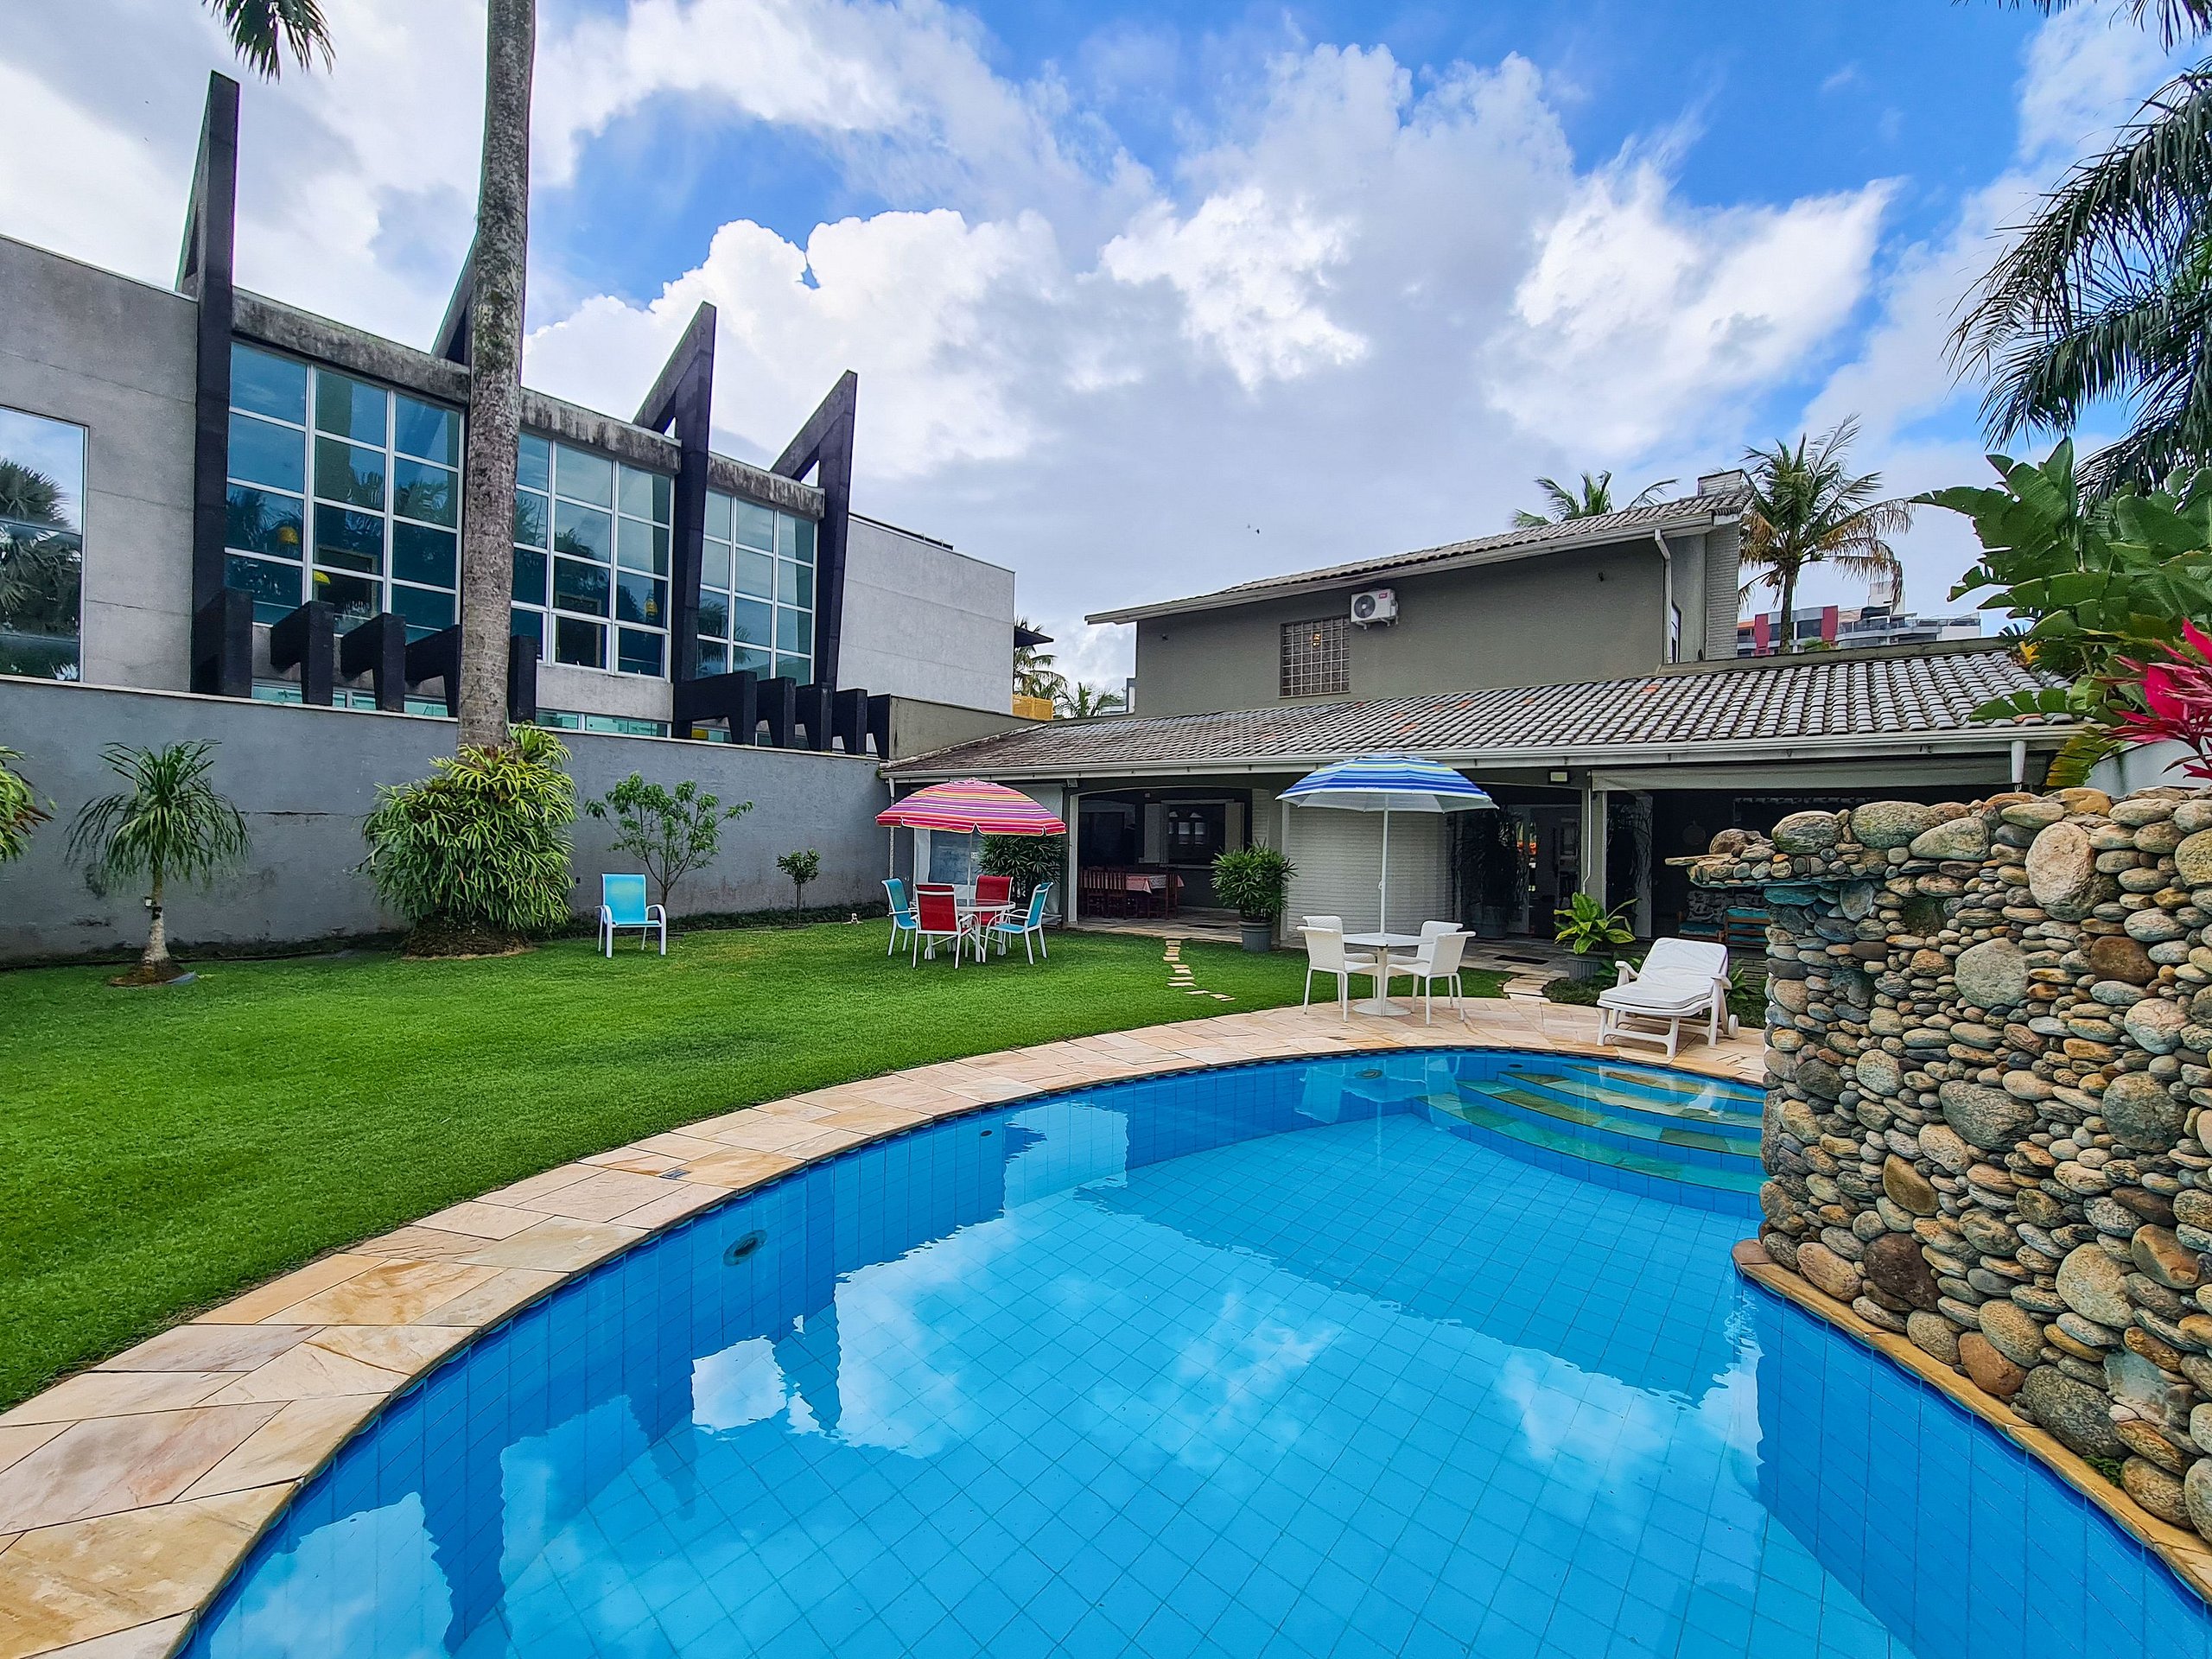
952, 886, 1012, 954
1344, 931, 1420, 1016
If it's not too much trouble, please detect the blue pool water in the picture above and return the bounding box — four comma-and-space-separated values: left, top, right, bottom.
185, 1052, 2212, 1659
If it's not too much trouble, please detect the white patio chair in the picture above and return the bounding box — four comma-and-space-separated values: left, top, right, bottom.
1378, 929, 1471, 1025
1596, 938, 1732, 1058
1302, 914, 1343, 932
1299, 925, 1381, 1020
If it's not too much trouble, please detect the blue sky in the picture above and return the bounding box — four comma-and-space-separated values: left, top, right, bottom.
1, 0, 2189, 681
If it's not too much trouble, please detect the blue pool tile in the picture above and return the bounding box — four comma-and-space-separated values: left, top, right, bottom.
181, 1052, 2212, 1659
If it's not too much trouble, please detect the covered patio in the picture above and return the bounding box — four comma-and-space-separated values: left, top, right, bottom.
881, 643, 2075, 945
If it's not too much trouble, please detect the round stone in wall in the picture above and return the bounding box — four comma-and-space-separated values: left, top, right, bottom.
2018, 1365, 2127, 1461
1959, 1332, 2027, 1398
1909, 816, 1990, 861
2056, 1243, 2134, 1327
1977, 1299, 2045, 1370
2124, 997, 2188, 1056
1881, 1154, 1940, 1217
1849, 801, 1942, 849
1854, 1050, 1903, 1098
1796, 1240, 1862, 1302
2176, 829, 2212, 889
1907, 1310, 1960, 1364
2101, 1071, 2185, 1152
2186, 1459, 2212, 1542
1917, 1122, 1972, 1174
1771, 810, 1842, 855
1953, 938, 2029, 1012
2088, 934, 2159, 986
1938, 1079, 2036, 1150
1863, 1230, 1942, 1309
2124, 1458, 2191, 1525
2027, 821, 2098, 917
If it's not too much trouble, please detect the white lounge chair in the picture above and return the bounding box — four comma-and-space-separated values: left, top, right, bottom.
1299, 925, 1382, 1020
1596, 938, 1732, 1058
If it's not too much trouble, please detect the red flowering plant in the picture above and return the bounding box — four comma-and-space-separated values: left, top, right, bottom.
2107, 620, 2212, 779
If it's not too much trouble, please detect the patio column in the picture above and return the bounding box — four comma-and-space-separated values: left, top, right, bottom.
1065, 784, 1080, 927
1580, 779, 1608, 905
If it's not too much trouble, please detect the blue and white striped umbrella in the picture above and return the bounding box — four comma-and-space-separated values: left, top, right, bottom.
1282, 753, 1494, 934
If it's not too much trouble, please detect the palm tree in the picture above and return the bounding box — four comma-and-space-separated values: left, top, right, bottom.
200, 0, 332, 77
1510, 472, 1675, 528
203, 0, 532, 751
0, 747, 49, 866
67, 742, 251, 983
1957, 2, 2212, 493
1014, 616, 1066, 702
455, 0, 538, 753
1056, 682, 1126, 719
1738, 422, 1910, 652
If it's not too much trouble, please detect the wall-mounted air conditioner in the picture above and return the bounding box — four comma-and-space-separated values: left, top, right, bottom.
1350, 588, 1397, 626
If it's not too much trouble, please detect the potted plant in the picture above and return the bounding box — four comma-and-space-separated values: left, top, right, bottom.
1554, 892, 1634, 980
1211, 845, 1295, 952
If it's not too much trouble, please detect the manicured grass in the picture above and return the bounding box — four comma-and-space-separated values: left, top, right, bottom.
0, 923, 1506, 1407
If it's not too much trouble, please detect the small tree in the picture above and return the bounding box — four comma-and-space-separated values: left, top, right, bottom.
1211, 846, 1295, 923
0, 746, 50, 864
585, 774, 751, 912
67, 741, 250, 983
776, 848, 821, 919
361, 724, 575, 956
1055, 682, 1126, 719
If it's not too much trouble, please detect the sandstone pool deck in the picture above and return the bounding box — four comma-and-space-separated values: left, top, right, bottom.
0, 997, 1758, 1658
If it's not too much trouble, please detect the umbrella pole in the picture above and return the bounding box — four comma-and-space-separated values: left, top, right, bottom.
1379, 807, 1390, 934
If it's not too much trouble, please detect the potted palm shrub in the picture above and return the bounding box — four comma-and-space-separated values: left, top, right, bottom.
1554, 892, 1635, 980
1211, 846, 1295, 952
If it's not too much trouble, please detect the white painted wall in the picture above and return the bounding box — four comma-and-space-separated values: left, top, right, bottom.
1281, 808, 1450, 939
840, 514, 1014, 713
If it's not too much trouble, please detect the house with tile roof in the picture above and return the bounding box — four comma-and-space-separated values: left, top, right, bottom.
885, 477, 2071, 944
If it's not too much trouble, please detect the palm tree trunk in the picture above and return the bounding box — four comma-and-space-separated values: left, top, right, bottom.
1775, 563, 1800, 655
456, 0, 537, 753
143, 874, 169, 972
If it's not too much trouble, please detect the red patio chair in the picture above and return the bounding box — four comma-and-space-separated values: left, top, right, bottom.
912, 886, 966, 966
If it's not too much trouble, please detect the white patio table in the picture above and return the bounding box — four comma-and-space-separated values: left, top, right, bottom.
1344, 931, 1419, 1016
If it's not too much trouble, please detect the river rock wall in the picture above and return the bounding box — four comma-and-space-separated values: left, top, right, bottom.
1689, 785, 2212, 1542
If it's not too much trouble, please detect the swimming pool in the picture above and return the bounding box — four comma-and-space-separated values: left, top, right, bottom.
183, 1052, 2212, 1658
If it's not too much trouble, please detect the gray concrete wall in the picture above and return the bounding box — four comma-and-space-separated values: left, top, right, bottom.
841, 516, 1014, 712
0, 236, 198, 693
0, 677, 889, 961
1132, 541, 1669, 717
885, 696, 1033, 762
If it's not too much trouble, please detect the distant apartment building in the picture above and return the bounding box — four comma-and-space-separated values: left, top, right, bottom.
1737, 576, 1985, 656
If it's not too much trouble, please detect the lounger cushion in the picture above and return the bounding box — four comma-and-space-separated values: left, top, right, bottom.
1598, 971, 1720, 1014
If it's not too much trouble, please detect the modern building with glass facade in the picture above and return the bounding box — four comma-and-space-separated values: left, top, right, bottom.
0, 73, 1019, 742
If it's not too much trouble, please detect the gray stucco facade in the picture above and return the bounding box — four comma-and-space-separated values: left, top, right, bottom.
841, 516, 1015, 715
0, 226, 1020, 725
1128, 540, 1681, 718
1099, 488, 1748, 720
0, 236, 199, 692
0, 677, 891, 963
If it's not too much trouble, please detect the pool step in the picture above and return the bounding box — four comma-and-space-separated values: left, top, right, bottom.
1500, 1065, 1762, 1128
1439, 1093, 1765, 1196
1467, 1084, 1756, 1159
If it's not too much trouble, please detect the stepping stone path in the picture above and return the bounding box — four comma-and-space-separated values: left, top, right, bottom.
1162, 938, 1236, 1000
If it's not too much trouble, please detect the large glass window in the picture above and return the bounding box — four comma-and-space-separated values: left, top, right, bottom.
696, 488, 814, 683
0, 405, 87, 680
222, 343, 461, 638
512, 435, 668, 677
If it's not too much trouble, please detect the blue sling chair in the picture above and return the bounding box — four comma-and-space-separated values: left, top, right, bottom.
599, 873, 667, 957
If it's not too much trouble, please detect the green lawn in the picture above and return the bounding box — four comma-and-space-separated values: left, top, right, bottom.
0, 924, 1504, 1408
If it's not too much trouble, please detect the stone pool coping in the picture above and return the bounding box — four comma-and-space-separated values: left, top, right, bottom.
0, 995, 1761, 1659
1732, 1239, 2212, 1604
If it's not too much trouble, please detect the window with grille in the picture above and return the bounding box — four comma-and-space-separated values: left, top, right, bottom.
1280, 616, 1348, 698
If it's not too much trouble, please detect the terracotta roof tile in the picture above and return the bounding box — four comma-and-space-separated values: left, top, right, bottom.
888, 645, 2064, 777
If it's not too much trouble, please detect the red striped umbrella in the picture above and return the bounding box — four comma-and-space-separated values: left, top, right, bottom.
878, 779, 1066, 835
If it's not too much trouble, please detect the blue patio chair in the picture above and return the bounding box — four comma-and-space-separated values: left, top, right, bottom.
599, 873, 666, 957
986, 882, 1052, 963
884, 877, 918, 957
